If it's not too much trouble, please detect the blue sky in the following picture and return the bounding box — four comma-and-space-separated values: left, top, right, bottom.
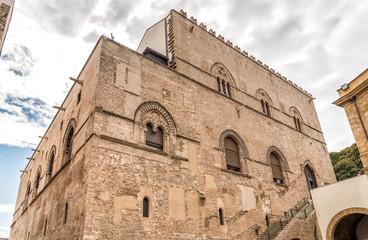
1, 0, 368, 238
0, 145, 30, 237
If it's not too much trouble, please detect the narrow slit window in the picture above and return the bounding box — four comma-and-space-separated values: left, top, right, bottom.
64, 203, 68, 224
227, 82, 231, 97
219, 208, 224, 225
44, 218, 47, 235
77, 91, 81, 105
217, 77, 221, 92
297, 118, 301, 132
265, 101, 270, 116
35, 172, 40, 190
143, 197, 149, 217
221, 80, 226, 95
261, 99, 265, 114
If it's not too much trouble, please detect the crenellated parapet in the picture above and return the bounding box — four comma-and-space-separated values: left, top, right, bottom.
177, 9, 313, 98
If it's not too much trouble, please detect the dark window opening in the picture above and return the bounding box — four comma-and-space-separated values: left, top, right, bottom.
217, 77, 221, 92
27, 185, 31, 196
146, 124, 163, 151
227, 82, 231, 97
265, 101, 270, 116
261, 99, 265, 114
48, 151, 55, 176
60, 121, 63, 130
143, 197, 149, 217
143, 48, 168, 65
77, 91, 81, 105
305, 165, 317, 190
270, 153, 283, 184
64, 203, 68, 224
35, 172, 40, 190
297, 118, 301, 132
216, 77, 231, 97
44, 218, 47, 235
64, 127, 74, 162
294, 116, 302, 132
219, 208, 224, 225
225, 137, 240, 172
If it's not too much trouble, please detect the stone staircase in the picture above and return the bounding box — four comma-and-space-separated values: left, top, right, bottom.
256, 198, 314, 240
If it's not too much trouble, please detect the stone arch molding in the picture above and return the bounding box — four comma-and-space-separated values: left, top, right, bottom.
266, 146, 290, 172
219, 129, 249, 160
326, 207, 368, 240
62, 118, 77, 147
256, 88, 273, 105
211, 62, 236, 87
134, 101, 177, 136
289, 106, 303, 122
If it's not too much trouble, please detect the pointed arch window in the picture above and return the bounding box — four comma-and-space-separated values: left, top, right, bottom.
143, 197, 149, 217
304, 165, 317, 190
225, 137, 240, 172
146, 124, 163, 151
26, 184, 31, 196
270, 153, 283, 184
48, 151, 55, 176
63, 126, 74, 163
35, 171, 41, 190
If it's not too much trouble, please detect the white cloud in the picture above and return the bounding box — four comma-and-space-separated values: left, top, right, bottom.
0, 204, 15, 213
1, 1, 367, 151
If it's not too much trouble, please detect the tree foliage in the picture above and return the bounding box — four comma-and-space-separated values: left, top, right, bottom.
329, 143, 363, 181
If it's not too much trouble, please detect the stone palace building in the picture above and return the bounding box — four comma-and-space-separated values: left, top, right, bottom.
10, 9, 336, 240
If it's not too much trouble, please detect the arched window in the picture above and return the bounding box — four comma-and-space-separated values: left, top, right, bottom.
146, 124, 163, 151
66, 127, 74, 150
270, 153, 283, 184
63, 126, 74, 163
48, 151, 55, 176
225, 137, 240, 172
219, 208, 224, 225
212, 63, 233, 98
35, 172, 41, 190
304, 165, 317, 190
293, 116, 301, 131
143, 197, 149, 217
290, 107, 302, 132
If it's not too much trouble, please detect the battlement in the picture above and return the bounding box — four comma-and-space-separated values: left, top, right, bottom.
176, 9, 313, 98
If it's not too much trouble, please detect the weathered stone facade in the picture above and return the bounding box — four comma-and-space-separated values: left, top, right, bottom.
333, 68, 368, 174
10, 10, 336, 239
0, 0, 13, 56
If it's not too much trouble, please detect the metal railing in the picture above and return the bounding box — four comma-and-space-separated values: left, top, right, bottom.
257, 197, 314, 240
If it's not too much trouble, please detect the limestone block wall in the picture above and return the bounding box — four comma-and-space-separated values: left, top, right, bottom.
9, 38, 103, 240
81, 37, 336, 239
168, 10, 323, 137
342, 90, 368, 168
